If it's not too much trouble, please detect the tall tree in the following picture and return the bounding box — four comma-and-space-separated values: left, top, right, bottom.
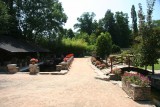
138, 1, 159, 74
74, 12, 96, 35
66, 29, 75, 38
17, 0, 67, 42
138, 3, 145, 37
1, 0, 22, 38
102, 10, 118, 45
0, 0, 10, 35
115, 11, 131, 48
131, 5, 138, 36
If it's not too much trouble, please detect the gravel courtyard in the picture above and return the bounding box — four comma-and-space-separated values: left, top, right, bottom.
0, 58, 154, 107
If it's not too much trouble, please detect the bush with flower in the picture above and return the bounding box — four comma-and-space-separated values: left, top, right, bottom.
122, 72, 150, 87
110, 68, 123, 80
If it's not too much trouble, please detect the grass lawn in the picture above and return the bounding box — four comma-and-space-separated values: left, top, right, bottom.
141, 59, 160, 70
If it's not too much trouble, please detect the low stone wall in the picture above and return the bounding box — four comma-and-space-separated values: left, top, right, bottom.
56, 56, 74, 71
122, 78, 151, 101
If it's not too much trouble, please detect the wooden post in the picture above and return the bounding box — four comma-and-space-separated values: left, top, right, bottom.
128, 56, 130, 68
110, 57, 113, 72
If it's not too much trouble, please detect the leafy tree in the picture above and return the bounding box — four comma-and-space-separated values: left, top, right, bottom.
1, 0, 22, 38
131, 5, 138, 36
115, 11, 131, 48
74, 12, 97, 35
96, 32, 112, 59
95, 19, 105, 36
140, 0, 158, 74
0, 0, 10, 35
102, 10, 118, 45
137, 1, 160, 74
17, 0, 67, 43
153, 20, 160, 29
66, 29, 75, 38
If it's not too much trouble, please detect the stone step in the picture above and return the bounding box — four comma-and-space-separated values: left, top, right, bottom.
38, 70, 68, 75
95, 75, 110, 81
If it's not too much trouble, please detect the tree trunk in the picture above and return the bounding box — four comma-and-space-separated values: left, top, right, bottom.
152, 64, 154, 75
145, 65, 147, 70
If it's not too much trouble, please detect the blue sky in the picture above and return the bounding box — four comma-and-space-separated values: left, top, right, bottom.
59, 0, 160, 30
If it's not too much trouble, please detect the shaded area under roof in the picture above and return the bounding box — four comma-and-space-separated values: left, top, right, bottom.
0, 36, 50, 53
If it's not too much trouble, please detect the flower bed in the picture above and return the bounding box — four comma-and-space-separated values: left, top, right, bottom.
63, 54, 74, 62
91, 56, 108, 70
122, 72, 151, 100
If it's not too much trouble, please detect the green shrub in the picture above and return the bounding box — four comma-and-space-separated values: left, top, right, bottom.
61, 38, 88, 57
112, 44, 121, 53
96, 32, 112, 59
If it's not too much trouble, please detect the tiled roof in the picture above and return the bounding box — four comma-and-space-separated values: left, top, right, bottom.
0, 36, 49, 52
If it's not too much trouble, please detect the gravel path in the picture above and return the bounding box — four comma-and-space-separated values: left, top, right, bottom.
0, 58, 154, 107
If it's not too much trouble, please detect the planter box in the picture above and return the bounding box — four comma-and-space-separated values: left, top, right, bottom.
122, 78, 151, 101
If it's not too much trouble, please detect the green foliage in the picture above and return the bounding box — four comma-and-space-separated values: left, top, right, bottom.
14, 0, 67, 42
61, 38, 88, 57
98, 10, 131, 48
0, 0, 10, 35
115, 11, 131, 48
74, 12, 97, 35
123, 73, 150, 87
88, 33, 97, 45
133, 1, 159, 74
66, 29, 75, 38
131, 5, 138, 36
102, 10, 118, 45
75, 32, 90, 43
141, 59, 160, 70
2, 0, 22, 38
153, 20, 160, 29
112, 44, 121, 53
96, 32, 112, 59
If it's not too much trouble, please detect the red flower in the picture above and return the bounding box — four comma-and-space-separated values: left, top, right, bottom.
30, 58, 38, 62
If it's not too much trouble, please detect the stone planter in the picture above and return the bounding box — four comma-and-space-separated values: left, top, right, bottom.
122, 78, 151, 101
29, 64, 39, 75
7, 64, 19, 74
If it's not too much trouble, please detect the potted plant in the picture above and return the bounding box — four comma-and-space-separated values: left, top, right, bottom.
122, 72, 151, 101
